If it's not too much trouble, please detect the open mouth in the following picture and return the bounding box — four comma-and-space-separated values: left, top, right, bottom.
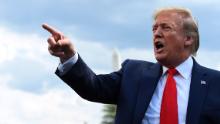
155, 41, 164, 50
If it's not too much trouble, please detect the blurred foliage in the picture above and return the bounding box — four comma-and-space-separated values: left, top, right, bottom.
101, 104, 116, 124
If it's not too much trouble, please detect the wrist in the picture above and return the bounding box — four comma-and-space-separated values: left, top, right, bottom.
60, 50, 76, 63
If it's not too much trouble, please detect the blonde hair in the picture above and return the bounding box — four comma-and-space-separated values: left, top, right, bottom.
153, 7, 199, 56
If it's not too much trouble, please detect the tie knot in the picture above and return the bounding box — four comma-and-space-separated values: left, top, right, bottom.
168, 68, 177, 75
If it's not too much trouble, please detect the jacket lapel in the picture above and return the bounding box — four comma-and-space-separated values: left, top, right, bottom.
186, 60, 209, 124
133, 63, 162, 124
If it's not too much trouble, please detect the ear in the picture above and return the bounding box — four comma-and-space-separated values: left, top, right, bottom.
184, 35, 193, 47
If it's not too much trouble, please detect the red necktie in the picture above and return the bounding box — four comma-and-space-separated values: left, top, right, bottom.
160, 69, 178, 124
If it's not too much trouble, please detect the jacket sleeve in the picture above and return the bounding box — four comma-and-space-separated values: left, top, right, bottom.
55, 55, 128, 104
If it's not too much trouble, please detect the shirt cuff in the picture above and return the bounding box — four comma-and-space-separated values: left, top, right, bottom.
57, 52, 78, 76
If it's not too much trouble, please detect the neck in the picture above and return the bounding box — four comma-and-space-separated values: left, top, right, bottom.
161, 55, 191, 68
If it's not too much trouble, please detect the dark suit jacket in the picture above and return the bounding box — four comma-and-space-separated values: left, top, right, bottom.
56, 56, 220, 124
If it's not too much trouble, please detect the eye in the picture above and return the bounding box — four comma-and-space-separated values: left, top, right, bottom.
164, 26, 171, 30
152, 26, 158, 32
162, 25, 172, 31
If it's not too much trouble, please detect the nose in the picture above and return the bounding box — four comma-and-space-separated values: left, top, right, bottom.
153, 27, 162, 38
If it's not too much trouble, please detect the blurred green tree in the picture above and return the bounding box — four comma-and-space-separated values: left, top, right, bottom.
101, 104, 116, 124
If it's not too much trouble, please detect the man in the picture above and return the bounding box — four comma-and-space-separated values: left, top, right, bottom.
42, 7, 220, 124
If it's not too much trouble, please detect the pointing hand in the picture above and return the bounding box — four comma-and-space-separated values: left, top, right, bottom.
42, 24, 76, 63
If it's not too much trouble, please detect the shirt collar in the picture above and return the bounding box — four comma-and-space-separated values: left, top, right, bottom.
162, 57, 193, 79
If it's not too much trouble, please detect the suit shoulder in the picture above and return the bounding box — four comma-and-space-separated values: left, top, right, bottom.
122, 59, 156, 69
199, 65, 220, 78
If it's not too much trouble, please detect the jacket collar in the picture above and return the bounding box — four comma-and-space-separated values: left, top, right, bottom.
133, 62, 162, 124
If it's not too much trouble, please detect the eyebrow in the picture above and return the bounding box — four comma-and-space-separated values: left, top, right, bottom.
153, 22, 175, 28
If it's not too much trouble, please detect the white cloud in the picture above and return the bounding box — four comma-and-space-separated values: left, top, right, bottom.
194, 50, 220, 71
0, 26, 56, 69
0, 25, 114, 71
0, 26, 106, 124
0, 74, 13, 87
0, 80, 103, 124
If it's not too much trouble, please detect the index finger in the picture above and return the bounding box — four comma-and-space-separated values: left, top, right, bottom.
42, 23, 61, 36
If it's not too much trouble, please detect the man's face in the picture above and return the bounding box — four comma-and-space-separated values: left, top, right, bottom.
153, 11, 189, 67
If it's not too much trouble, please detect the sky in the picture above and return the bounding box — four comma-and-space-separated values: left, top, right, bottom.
1, 0, 220, 124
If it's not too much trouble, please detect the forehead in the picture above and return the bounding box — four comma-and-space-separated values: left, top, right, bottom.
153, 11, 183, 26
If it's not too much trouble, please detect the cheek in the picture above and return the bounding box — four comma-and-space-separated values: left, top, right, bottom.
164, 42, 183, 56
166, 35, 185, 49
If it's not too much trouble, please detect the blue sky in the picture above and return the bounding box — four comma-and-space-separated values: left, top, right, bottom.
1, 0, 220, 124
1, 0, 220, 49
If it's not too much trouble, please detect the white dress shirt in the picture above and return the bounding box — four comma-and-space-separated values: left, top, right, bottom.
58, 54, 193, 124
142, 57, 193, 124
57, 53, 78, 76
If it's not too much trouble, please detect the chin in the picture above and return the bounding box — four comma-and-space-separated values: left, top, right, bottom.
155, 57, 163, 63
155, 54, 164, 61
155, 54, 168, 65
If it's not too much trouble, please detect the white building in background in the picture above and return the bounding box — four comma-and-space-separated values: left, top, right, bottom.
112, 48, 121, 71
